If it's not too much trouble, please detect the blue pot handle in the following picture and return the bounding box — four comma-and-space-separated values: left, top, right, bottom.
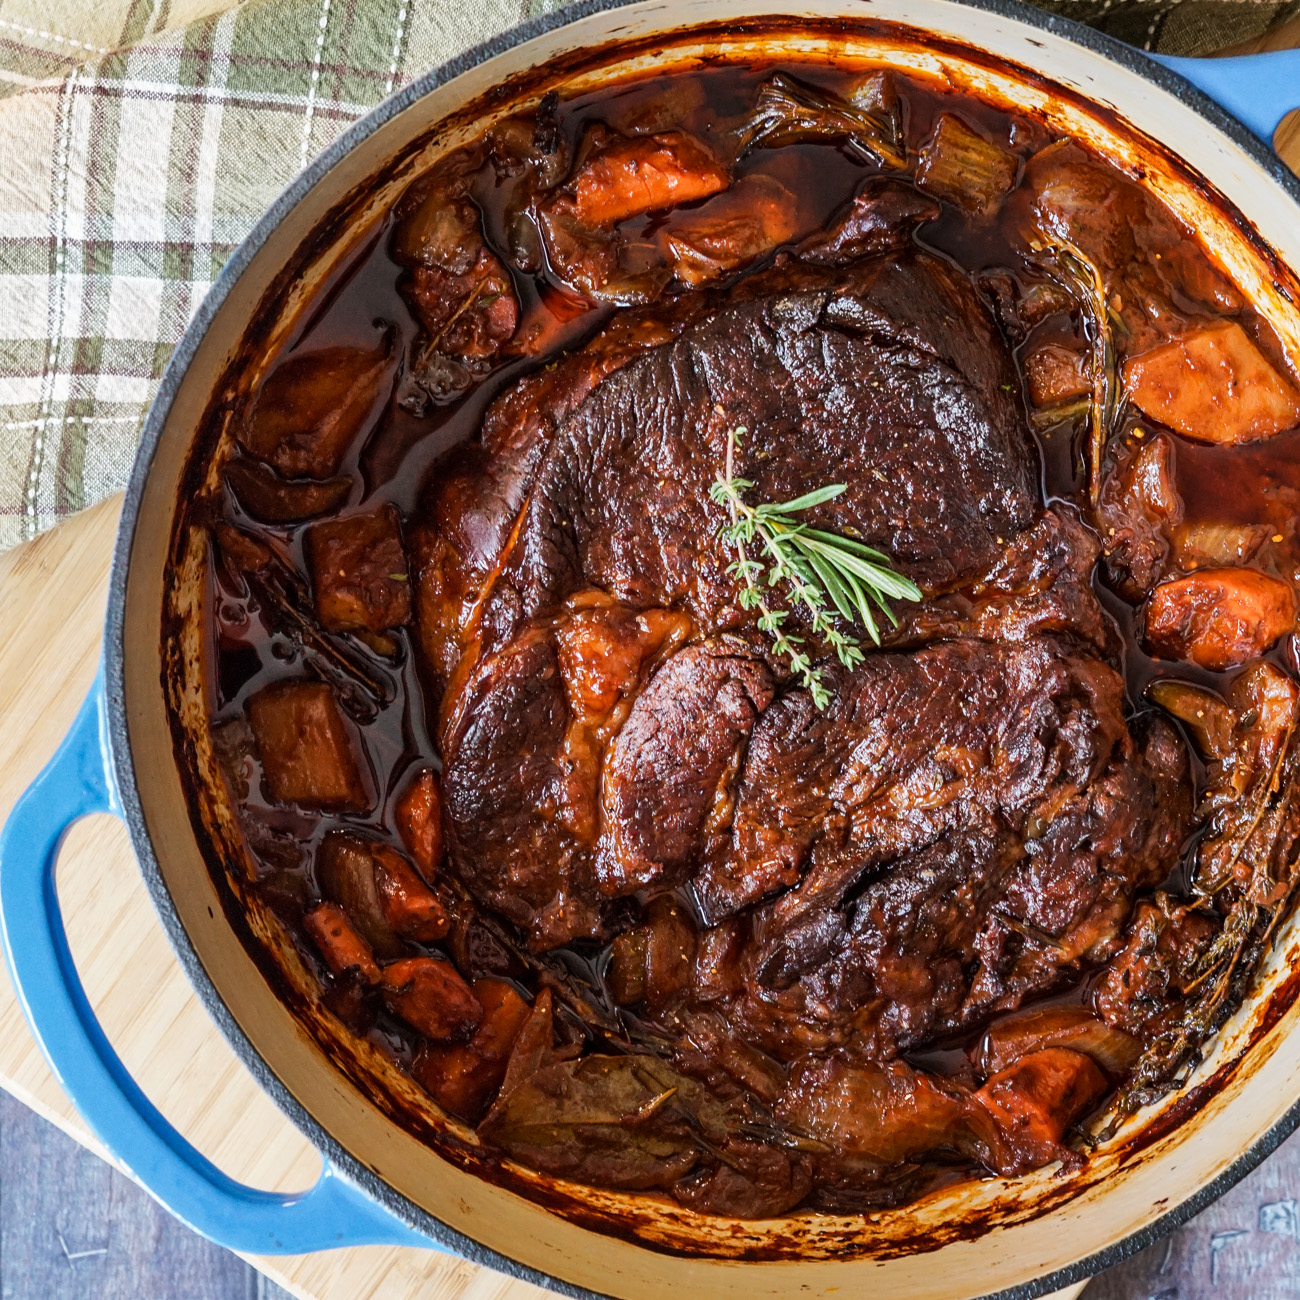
0, 666, 432, 1254
1152, 50, 1300, 147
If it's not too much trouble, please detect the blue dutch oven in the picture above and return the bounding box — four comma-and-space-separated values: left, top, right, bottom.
2, 4, 1299, 1296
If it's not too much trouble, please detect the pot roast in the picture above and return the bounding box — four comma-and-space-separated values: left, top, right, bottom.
202, 61, 1300, 1217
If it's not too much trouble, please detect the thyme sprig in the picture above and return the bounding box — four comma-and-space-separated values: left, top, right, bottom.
1030, 234, 1122, 506
709, 426, 921, 709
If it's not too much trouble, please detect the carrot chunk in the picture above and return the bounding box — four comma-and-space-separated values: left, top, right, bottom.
304, 902, 380, 984
371, 843, 450, 943
318, 831, 407, 960
1145, 567, 1296, 671
394, 769, 444, 879
572, 132, 729, 228
380, 957, 483, 1042
1123, 320, 1300, 444
412, 979, 532, 1120
246, 681, 370, 811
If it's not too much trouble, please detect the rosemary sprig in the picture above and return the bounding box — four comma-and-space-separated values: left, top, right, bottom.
709, 426, 921, 709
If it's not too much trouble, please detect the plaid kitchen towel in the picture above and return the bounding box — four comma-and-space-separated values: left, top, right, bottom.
0, 0, 1297, 551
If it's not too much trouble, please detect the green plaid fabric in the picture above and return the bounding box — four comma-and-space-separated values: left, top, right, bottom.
0, 0, 1295, 550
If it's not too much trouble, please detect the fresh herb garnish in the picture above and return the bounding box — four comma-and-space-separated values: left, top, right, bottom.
1031, 235, 1122, 506
710, 426, 921, 709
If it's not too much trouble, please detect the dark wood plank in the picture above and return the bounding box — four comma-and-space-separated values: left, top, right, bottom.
1084, 1123, 1300, 1299
0, 1093, 292, 1300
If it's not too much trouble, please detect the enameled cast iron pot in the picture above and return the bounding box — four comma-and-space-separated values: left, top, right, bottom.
4, 4, 1300, 1296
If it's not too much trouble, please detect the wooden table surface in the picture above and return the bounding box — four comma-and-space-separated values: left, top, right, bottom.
1, 65, 1299, 1298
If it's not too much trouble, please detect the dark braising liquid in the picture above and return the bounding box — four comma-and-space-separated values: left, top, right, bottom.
204, 60, 1300, 1209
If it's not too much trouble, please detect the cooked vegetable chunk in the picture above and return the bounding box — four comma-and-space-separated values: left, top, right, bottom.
246, 681, 370, 811
692, 920, 746, 1002
306, 503, 410, 635
317, 832, 447, 950
797, 176, 939, 265
1173, 521, 1268, 570
317, 832, 406, 958
237, 341, 393, 479
395, 768, 444, 880
570, 131, 729, 228
535, 131, 732, 303
742, 71, 905, 168
304, 903, 380, 983
412, 978, 531, 1119
224, 456, 351, 524
975, 1006, 1139, 1077
381, 957, 483, 1041
915, 114, 1018, 215
1144, 567, 1296, 670
211, 716, 256, 800
662, 173, 804, 287
536, 203, 656, 305
973, 1048, 1108, 1170
213, 521, 275, 580
1146, 679, 1235, 759
1024, 342, 1090, 409
643, 895, 697, 1010
607, 929, 648, 1006
1123, 320, 1300, 443
371, 843, 450, 942
605, 896, 698, 1010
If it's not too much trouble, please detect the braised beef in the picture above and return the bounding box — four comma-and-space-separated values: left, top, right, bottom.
462, 245, 1037, 664
202, 60, 1300, 1219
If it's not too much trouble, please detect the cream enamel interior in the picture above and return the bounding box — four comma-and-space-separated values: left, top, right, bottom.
119, 4, 1300, 1297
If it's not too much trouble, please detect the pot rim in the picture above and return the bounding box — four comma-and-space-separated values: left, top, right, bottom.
102, 2, 1300, 1296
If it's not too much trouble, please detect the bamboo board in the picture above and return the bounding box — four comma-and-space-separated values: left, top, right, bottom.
0, 490, 1088, 1300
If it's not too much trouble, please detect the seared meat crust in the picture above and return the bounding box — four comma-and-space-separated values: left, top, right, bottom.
418, 230, 1190, 1102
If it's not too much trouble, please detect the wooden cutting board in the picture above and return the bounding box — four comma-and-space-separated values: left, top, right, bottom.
0, 493, 1089, 1300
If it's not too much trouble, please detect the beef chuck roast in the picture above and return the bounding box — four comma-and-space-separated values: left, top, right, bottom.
711, 649, 1191, 1060
473, 247, 1037, 660
417, 194, 1192, 1140
429, 216, 1057, 947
